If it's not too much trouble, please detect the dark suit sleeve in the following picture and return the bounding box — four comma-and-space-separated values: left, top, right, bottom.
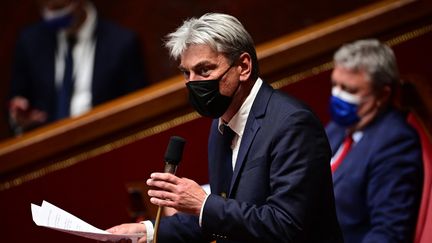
10, 31, 32, 100
201, 110, 336, 242
362, 129, 422, 243
92, 21, 148, 105
118, 32, 147, 93
156, 213, 211, 243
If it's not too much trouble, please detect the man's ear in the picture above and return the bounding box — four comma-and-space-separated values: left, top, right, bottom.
237, 52, 252, 82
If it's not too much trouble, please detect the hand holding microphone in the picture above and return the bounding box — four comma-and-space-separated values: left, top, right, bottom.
151, 136, 185, 243
107, 136, 207, 243
107, 136, 188, 243
148, 136, 207, 243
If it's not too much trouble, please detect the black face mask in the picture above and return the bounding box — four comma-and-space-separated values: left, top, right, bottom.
186, 66, 233, 118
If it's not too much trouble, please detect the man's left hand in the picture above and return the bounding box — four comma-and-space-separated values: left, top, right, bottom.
146, 173, 207, 215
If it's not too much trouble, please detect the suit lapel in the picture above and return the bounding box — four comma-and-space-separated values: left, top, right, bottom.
332, 154, 349, 184
228, 82, 272, 196
333, 140, 365, 185
45, 36, 57, 94
91, 19, 102, 102
229, 118, 260, 195
37, 30, 57, 108
328, 125, 347, 184
329, 129, 345, 157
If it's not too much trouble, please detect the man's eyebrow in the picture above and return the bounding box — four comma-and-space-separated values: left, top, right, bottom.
178, 61, 215, 71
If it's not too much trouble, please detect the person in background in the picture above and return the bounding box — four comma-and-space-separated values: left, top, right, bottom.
326, 39, 423, 243
107, 13, 343, 243
9, 0, 147, 134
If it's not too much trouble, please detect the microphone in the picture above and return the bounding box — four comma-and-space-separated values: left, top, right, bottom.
163, 136, 186, 174
153, 136, 186, 243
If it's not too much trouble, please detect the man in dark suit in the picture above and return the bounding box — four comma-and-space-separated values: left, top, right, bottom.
9, 0, 146, 134
107, 13, 343, 243
326, 39, 423, 243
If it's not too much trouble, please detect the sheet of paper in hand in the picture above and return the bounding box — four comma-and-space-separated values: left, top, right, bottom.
31, 200, 143, 242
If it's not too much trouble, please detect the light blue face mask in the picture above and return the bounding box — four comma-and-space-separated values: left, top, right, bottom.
41, 3, 76, 31
329, 87, 361, 126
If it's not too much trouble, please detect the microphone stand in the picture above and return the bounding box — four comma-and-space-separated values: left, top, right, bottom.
153, 163, 177, 243
153, 206, 163, 243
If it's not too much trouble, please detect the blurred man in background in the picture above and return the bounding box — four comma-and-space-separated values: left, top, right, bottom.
326, 39, 423, 243
9, 0, 147, 134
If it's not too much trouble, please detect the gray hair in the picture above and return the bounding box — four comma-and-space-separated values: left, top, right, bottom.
164, 13, 259, 79
334, 39, 399, 92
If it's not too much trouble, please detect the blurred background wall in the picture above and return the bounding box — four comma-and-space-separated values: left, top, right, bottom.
0, 0, 377, 139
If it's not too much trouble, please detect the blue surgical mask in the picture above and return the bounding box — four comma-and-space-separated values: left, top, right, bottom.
329, 86, 361, 126
42, 3, 76, 31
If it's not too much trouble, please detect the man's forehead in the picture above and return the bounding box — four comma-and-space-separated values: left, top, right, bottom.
332, 66, 371, 89
179, 44, 226, 69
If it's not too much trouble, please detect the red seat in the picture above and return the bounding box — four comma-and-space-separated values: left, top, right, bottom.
408, 113, 432, 243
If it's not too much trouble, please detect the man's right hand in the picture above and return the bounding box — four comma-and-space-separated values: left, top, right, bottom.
106, 223, 147, 243
9, 96, 47, 132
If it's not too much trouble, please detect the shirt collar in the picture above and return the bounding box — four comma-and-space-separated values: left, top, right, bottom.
58, 1, 97, 41
352, 130, 363, 144
76, 2, 97, 41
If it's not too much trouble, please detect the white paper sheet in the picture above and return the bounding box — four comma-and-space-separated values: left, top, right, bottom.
31, 201, 143, 242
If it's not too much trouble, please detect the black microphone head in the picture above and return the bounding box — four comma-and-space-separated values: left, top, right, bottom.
164, 136, 186, 165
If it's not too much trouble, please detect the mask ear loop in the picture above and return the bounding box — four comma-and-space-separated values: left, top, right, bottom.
216, 63, 234, 81
222, 61, 243, 99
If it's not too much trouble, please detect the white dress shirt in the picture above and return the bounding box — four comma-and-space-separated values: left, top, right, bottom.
330, 130, 363, 165
55, 2, 96, 117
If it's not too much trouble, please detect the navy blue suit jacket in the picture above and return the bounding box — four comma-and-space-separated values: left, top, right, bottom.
326, 108, 423, 243
10, 19, 147, 123
157, 82, 343, 243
